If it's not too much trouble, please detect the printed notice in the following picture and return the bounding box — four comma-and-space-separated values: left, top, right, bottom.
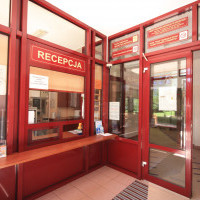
109, 102, 120, 120
29, 74, 49, 90
112, 45, 138, 58
148, 30, 188, 49
0, 65, 7, 95
112, 35, 138, 49
159, 87, 177, 111
147, 17, 188, 38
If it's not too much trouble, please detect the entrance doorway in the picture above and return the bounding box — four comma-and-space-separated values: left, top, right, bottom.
142, 52, 192, 197
192, 50, 200, 199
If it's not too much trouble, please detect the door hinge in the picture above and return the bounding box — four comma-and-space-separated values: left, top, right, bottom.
143, 67, 148, 73
142, 161, 147, 167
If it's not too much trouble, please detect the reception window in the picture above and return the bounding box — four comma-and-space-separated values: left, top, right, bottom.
27, 1, 86, 54
0, 34, 9, 141
0, 0, 10, 26
28, 65, 85, 144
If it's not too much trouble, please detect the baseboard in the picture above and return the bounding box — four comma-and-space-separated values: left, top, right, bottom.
193, 144, 200, 150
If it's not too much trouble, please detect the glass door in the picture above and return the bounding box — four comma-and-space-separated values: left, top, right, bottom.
142, 52, 192, 197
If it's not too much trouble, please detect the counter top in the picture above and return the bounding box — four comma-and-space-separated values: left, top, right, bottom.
0, 134, 117, 169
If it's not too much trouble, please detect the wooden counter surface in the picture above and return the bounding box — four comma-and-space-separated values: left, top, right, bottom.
0, 134, 117, 169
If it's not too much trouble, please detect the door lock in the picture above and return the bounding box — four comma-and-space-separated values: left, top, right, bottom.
142, 161, 147, 167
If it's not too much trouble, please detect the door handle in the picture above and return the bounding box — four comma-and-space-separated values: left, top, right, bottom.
142, 161, 147, 167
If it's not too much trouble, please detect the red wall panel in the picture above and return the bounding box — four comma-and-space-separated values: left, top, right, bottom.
88, 143, 102, 169
0, 166, 16, 200
23, 148, 84, 197
107, 140, 138, 174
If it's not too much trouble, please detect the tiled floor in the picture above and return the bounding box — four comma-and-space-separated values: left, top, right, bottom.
36, 165, 200, 200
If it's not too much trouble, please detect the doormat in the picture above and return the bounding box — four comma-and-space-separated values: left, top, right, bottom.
112, 180, 148, 200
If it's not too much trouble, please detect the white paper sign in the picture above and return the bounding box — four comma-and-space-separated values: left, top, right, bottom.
28, 110, 35, 124
0, 65, 7, 95
109, 102, 120, 120
159, 87, 177, 111
29, 74, 49, 90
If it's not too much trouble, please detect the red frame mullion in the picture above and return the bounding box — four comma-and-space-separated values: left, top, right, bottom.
18, 0, 28, 152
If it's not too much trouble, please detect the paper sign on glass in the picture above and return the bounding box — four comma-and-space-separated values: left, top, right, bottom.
159, 87, 177, 111
109, 102, 120, 120
29, 74, 49, 90
0, 65, 7, 95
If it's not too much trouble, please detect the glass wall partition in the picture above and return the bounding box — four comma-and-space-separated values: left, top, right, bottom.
95, 36, 103, 60
0, 34, 9, 145
27, 1, 86, 54
109, 60, 139, 140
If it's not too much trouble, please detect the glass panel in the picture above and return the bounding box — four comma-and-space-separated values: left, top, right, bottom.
109, 61, 139, 140
27, 1, 86, 54
94, 64, 103, 121
29, 67, 84, 124
0, 34, 9, 141
145, 9, 192, 53
123, 61, 139, 140
149, 148, 185, 187
198, 6, 200, 40
28, 127, 59, 143
150, 58, 186, 150
110, 31, 140, 61
0, 0, 10, 26
95, 36, 103, 60
63, 123, 83, 139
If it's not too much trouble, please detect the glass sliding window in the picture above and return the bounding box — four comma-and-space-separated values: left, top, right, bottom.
109, 31, 140, 61
27, 1, 86, 54
95, 36, 103, 60
0, 34, 9, 142
28, 67, 85, 124
150, 58, 186, 150
63, 123, 83, 139
28, 127, 59, 143
145, 9, 192, 53
109, 61, 139, 140
0, 0, 10, 26
94, 64, 103, 121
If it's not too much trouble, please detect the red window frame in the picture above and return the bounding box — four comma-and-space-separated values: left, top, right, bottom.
18, 39, 90, 151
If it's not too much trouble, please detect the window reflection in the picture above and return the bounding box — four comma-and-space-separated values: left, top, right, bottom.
150, 58, 186, 150
63, 123, 83, 139
29, 90, 84, 123
28, 67, 85, 124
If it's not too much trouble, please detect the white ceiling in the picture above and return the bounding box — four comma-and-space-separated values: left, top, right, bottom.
45, 0, 195, 36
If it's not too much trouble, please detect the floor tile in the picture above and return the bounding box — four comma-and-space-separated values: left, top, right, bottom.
55, 187, 85, 200
113, 172, 135, 187
36, 192, 61, 200
87, 187, 115, 200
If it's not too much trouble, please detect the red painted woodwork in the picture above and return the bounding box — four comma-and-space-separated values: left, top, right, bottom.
88, 143, 102, 169
22, 149, 84, 198
107, 139, 138, 175
0, 166, 16, 200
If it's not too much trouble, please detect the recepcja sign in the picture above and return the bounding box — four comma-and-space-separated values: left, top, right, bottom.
31, 45, 85, 72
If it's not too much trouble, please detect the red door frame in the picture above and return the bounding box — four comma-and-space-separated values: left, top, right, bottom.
142, 51, 193, 197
